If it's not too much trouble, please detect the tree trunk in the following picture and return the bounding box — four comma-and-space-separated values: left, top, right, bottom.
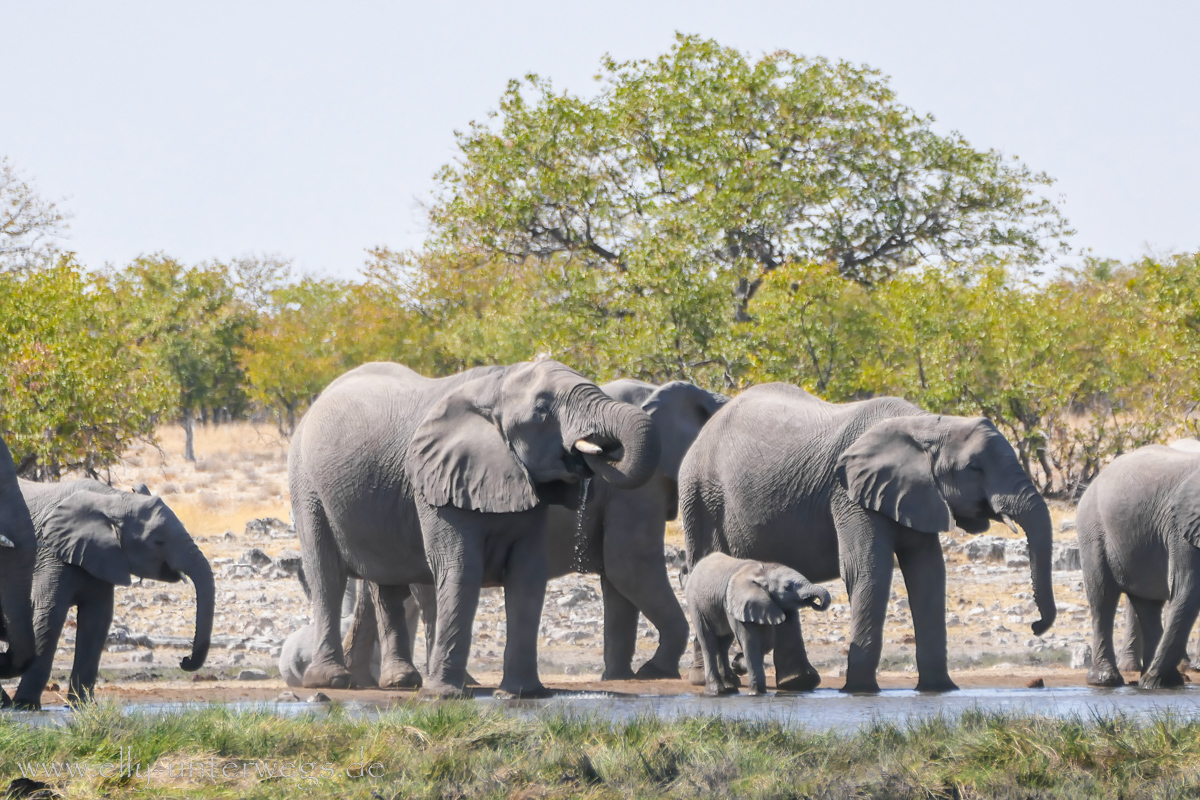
183, 408, 196, 462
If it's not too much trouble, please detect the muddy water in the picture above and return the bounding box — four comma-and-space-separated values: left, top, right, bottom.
9, 687, 1200, 731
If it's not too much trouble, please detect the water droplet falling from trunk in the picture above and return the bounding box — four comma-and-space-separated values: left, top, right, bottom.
572, 477, 592, 573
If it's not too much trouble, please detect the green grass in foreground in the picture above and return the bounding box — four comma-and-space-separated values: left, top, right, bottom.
4, 702, 1200, 799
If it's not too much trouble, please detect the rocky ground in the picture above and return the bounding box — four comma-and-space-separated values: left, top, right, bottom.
5, 422, 1155, 704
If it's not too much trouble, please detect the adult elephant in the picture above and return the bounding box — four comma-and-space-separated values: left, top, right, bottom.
680, 385, 1057, 693
544, 379, 725, 680
290, 360, 658, 698
340, 380, 726, 683
0, 433, 38, 691
9, 480, 213, 709
1077, 445, 1200, 688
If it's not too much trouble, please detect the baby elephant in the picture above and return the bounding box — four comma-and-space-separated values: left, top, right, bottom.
688, 553, 830, 696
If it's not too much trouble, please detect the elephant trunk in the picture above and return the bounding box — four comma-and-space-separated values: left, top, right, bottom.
792, 582, 831, 612
996, 489, 1057, 636
171, 544, 214, 671
575, 390, 660, 490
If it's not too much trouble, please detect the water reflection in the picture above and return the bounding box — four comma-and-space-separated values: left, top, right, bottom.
8, 687, 1200, 731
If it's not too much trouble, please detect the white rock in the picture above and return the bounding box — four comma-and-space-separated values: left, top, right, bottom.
1071, 644, 1092, 669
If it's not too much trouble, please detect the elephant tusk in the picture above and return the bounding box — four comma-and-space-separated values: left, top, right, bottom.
573, 439, 605, 456
1001, 514, 1021, 537
0, 534, 13, 548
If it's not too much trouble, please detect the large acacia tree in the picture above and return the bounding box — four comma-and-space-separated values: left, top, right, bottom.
427, 35, 1071, 313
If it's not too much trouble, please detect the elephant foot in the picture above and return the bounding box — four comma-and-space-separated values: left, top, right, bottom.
1139, 669, 1186, 690
417, 681, 471, 700
494, 682, 550, 700
687, 665, 706, 686
705, 683, 739, 697
378, 664, 423, 690
301, 663, 353, 690
915, 676, 959, 693
601, 667, 637, 682
840, 678, 881, 694
465, 672, 480, 687
1087, 665, 1125, 687
633, 661, 680, 681
776, 669, 821, 692
12, 696, 41, 711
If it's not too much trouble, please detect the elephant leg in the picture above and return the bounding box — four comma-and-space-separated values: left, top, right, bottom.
496, 529, 550, 699
1141, 551, 1200, 689
837, 504, 896, 693
419, 509, 484, 698
896, 533, 956, 692
403, 592, 420, 661
14, 560, 74, 710
1127, 595, 1165, 685
1117, 599, 1144, 673
599, 575, 640, 681
600, 505, 689, 680
343, 581, 380, 688
296, 497, 351, 689
772, 617, 820, 691
1085, 570, 1125, 686
67, 582, 114, 706
696, 619, 736, 696
371, 582, 422, 690
409, 583, 441, 676
734, 622, 769, 696
688, 636, 706, 686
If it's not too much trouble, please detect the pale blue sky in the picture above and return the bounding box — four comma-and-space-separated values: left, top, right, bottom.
2, 1, 1197, 277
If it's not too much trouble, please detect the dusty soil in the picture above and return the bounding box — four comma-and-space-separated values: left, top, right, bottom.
3, 422, 1135, 704
40, 665, 1129, 708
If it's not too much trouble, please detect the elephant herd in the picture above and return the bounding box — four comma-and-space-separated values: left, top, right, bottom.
3, 358, 1200, 708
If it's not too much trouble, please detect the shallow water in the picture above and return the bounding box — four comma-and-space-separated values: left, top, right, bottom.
9, 687, 1200, 731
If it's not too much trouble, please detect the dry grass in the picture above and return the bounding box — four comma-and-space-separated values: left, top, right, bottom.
104, 422, 291, 541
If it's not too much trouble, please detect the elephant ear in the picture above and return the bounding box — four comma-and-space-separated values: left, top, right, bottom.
38, 491, 132, 586
641, 382, 728, 482
1169, 467, 1200, 548
727, 563, 787, 625
836, 417, 953, 534
407, 384, 538, 513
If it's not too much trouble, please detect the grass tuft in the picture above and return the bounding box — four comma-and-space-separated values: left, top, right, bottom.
7, 703, 1200, 798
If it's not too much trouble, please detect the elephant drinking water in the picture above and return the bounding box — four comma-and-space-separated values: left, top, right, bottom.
289, 360, 659, 698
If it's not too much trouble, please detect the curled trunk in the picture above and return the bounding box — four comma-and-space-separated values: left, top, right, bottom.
580, 396, 660, 490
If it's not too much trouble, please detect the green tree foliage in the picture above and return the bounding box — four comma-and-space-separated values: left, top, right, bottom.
0, 257, 171, 478
109, 255, 255, 459
427, 34, 1070, 316
241, 274, 423, 434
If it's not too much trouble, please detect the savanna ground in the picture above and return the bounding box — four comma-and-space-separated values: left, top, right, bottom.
4, 422, 1191, 799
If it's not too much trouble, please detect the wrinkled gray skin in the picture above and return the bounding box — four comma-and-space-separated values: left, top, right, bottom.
0, 434, 38, 694
345, 380, 725, 683
545, 380, 726, 680
687, 553, 829, 696
1115, 439, 1200, 673
681, 385, 1057, 693
280, 580, 390, 688
281, 577, 435, 689
290, 360, 658, 698
7, 480, 213, 709
1078, 445, 1200, 689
